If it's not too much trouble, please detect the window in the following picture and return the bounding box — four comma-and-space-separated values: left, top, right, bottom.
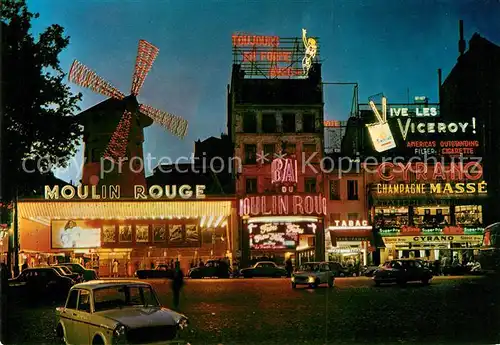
263, 144, 275, 161
347, 180, 358, 200
329, 213, 340, 224
93, 286, 159, 312
243, 112, 257, 133
66, 290, 79, 309
282, 113, 296, 132
305, 178, 316, 193
246, 178, 257, 193
455, 205, 482, 226
329, 180, 340, 200
348, 213, 359, 221
302, 113, 316, 132
303, 144, 317, 160
244, 144, 257, 164
262, 113, 276, 133
78, 290, 91, 313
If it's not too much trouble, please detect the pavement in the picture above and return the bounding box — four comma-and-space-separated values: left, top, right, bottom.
4, 276, 500, 345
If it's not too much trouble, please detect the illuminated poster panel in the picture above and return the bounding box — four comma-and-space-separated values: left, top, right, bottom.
51, 220, 101, 249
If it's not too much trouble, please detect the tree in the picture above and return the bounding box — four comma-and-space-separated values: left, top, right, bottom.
1, 0, 82, 203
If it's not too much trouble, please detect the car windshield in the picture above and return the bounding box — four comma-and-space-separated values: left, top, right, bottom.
93, 285, 160, 312
300, 263, 320, 272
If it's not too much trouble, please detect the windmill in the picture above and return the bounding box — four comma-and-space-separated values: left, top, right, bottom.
68, 39, 188, 162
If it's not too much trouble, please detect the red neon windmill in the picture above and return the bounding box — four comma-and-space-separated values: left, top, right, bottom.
68, 40, 188, 161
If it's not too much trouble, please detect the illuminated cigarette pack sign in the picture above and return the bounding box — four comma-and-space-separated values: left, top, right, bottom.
363, 97, 480, 157
374, 162, 488, 197
51, 220, 101, 249
248, 221, 318, 250
232, 29, 319, 78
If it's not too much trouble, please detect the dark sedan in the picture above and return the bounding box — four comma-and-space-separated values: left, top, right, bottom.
58, 263, 98, 281
373, 259, 433, 286
51, 265, 82, 282
240, 261, 287, 278
9, 267, 75, 298
136, 264, 174, 279
188, 260, 230, 279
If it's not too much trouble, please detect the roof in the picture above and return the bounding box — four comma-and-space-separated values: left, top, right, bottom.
73, 280, 151, 290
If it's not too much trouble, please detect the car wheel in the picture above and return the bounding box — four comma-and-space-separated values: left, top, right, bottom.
421, 278, 430, 285
292, 283, 296, 289
374, 281, 381, 286
397, 279, 407, 287
92, 335, 105, 345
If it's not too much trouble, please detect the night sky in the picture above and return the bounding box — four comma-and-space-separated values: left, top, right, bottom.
26, 0, 500, 183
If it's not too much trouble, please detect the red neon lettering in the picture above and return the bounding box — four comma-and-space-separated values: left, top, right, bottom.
398, 162, 413, 181
463, 161, 483, 180
377, 162, 394, 181
432, 162, 446, 180
414, 162, 428, 180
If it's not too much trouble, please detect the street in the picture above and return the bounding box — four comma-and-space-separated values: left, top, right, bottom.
5, 276, 500, 345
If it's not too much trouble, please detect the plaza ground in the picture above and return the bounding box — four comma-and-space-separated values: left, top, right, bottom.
5, 276, 500, 345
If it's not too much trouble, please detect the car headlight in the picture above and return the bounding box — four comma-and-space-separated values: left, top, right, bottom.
113, 324, 127, 338
307, 276, 315, 283
291, 276, 295, 282
177, 317, 189, 330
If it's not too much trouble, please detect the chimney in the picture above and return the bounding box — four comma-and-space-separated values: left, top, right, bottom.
458, 20, 466, 58
438, 68, 442, 103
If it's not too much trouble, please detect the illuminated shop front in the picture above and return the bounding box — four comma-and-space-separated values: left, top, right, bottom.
325, 220, 374, 266
371, 162, 487, 263
16, 196, 235, 276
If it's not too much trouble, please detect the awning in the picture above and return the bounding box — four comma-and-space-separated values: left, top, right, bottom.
18, 200, 234, 224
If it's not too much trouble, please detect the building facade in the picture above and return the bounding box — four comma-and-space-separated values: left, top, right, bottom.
229, 63, 326, 267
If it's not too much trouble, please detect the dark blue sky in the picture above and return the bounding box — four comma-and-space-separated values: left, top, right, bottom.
27, 0, 500, 183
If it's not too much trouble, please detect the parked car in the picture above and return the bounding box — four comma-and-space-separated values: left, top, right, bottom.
188, 260, 230, 279
135, 264, 175, 279
291, 262, 334, 289
325, 262, 348, 277
373, 259, 433, 286
58, 263, 98, 281
55, 280, 189, 345
9, 267, 75, 298
240, 261, 287, 278
361, 265, 381, 277
52, 265, 83, 283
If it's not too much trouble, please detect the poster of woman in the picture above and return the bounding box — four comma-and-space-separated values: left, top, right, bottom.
51, 220, 100, 249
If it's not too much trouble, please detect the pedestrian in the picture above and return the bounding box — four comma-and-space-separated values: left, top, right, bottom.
171, 261, 184, 310
112, 259, 119, 278
285, 257, 293, 278
21, 260, 28, 271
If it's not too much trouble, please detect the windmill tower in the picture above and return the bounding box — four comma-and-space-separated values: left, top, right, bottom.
68, 40, 188, 196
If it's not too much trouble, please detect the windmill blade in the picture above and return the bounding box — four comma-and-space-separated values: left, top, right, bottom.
139, 104, 188, 138
102, 110, 133, 160
131, 40, 160, 96
69, 60, 125, 100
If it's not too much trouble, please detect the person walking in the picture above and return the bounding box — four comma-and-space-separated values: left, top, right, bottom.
112, 259, 119, 278
285, 257, 293, 278
171, 261, 184, 310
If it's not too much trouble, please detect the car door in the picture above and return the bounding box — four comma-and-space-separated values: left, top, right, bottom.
60, 289, 79, 344
72, 289, 91, 344
319, 264, 330, 283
